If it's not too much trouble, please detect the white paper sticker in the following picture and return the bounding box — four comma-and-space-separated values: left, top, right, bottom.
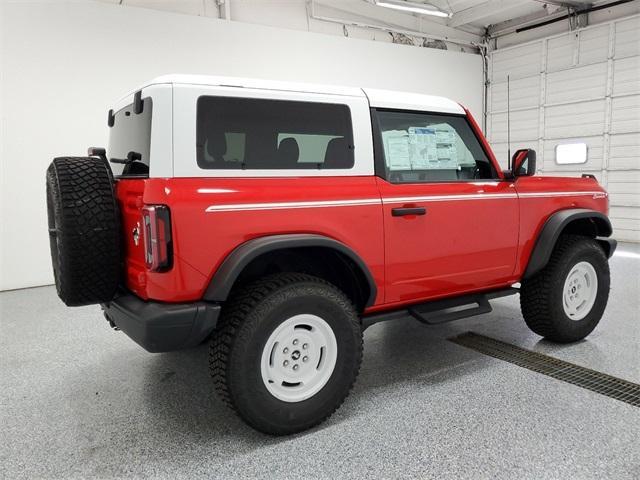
383, 131, 411, 170
408, 127, 436, 169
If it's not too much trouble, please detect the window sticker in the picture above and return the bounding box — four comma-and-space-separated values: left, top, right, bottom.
431, 124, 458, 169
383, 131, 412, 170
408, 127, 437, 169
435, 128, 456, 145
383, 124, 469, 171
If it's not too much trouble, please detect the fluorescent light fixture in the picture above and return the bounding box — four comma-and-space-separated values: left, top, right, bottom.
556, 143, 588, 165
374, 0, 451, 17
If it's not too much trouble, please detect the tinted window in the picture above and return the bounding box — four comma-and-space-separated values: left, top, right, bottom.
375, 110, 495, 183
108, 98, 152, 177
196, 96, 354, 169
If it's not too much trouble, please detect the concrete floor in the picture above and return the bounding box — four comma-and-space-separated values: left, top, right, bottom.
1, 244, 639, 479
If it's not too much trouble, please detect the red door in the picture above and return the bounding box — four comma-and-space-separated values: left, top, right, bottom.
376, 177, 519, 305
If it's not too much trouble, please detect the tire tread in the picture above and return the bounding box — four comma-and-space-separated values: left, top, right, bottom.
520, 234, 609, 342
46, 156, 121, 306
209, 273, 363, 435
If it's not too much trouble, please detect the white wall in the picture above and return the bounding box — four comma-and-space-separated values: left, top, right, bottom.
0, 0, 483, 291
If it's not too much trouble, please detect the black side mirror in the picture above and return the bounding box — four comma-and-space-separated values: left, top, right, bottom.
512, 149, 536, 177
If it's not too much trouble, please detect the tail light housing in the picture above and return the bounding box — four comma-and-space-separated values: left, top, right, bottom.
142, 205, 172, 271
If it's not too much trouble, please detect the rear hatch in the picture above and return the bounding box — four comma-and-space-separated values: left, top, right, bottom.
108, 95, 153, 298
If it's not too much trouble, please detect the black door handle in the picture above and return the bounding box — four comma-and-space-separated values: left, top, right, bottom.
391, 207, 427, 217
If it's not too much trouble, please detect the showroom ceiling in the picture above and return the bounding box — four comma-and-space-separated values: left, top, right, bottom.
97, 0, 634, 48
429, 0, 595, 30
100, 0, 605, 32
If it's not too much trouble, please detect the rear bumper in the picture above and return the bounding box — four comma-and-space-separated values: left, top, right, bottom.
101, 294, 221, 353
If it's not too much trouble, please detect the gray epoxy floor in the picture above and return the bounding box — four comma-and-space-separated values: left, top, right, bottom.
1, 244, 639, 479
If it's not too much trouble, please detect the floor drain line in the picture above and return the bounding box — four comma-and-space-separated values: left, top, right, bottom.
449, 332, 640, 407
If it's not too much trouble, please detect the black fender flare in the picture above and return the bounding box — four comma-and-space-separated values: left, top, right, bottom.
202, 234, 378, 307
523, 208, 614, 279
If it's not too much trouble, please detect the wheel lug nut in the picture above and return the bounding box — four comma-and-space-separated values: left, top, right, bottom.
302, 343, 308, 349
293, 339, 299, 346
283, 360, 289, 367
293, 364, 299, 371
303, 356, 308, 362
283, 348, 289, 354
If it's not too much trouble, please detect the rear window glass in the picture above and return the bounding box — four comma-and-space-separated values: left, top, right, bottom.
108, 97, 152, 177
196, 96, 354, 169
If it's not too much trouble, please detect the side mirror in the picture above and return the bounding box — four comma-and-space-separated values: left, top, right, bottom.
512, 148, 536, 177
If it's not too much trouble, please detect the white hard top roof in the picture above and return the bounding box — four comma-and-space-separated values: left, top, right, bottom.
137, 74, 465, 115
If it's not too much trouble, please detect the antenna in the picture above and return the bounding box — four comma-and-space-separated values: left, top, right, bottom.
507, 74, 511, 170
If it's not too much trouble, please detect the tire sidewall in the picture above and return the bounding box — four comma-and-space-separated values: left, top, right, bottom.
228, 282, 361, 433
46, 163, 67, 298
548, 241, 610, 340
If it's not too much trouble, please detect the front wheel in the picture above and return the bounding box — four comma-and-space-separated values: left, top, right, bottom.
520, 235, 610, 343
210, 273, 363, 435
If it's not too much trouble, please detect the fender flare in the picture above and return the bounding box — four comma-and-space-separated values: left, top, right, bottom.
202, 234, 378, 307
523, 208, 613, 279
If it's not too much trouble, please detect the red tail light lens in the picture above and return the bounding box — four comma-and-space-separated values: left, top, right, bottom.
141, 205, 172, 272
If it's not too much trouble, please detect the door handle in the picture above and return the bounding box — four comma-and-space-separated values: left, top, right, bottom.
391, 207, 427, 217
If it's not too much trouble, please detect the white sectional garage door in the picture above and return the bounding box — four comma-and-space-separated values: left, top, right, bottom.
487, 15, 640, 242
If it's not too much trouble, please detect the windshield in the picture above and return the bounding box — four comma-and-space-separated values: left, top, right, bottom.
108, 97, 152, 177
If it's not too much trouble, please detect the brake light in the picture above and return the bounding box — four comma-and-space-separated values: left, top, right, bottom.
141, 205, 172, 271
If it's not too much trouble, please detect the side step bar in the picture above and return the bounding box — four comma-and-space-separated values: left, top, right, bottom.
408, 294, 491, 325
362, 287, 519, 330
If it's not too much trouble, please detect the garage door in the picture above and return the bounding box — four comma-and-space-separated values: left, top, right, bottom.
487, 15, 640, 242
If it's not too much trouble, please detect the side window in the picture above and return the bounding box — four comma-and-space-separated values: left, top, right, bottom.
196, 96, 354, 169
374, 110, 496, 183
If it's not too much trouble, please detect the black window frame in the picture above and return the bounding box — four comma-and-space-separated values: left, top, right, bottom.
196, 95, 356, 170
370, 107, 499, 184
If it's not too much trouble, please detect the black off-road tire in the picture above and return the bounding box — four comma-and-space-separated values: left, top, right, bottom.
210, 273, 363, 435
520, 234, 610, 343
46, 157, 121, 306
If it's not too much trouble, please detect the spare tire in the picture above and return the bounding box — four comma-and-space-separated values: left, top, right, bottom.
46, 157, 121, 306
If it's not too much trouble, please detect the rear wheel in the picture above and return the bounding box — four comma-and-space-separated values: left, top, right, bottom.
210, 273, 363, 435
520, 235, 610, 343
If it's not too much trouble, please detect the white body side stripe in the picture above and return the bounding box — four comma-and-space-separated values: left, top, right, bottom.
205, 191, 606, 213
205, 199, 381, 213
519, 191, 607, 198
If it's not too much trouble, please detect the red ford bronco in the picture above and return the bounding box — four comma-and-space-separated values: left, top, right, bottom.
46, 75, 615, 435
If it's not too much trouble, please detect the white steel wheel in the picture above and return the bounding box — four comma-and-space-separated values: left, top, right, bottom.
562, 261, 598, 321
260, 314, 338, 403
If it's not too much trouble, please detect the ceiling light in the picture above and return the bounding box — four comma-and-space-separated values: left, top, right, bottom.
374, 0, 451, 18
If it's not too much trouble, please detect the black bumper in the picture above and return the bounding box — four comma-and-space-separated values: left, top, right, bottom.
101, 294, 221, 353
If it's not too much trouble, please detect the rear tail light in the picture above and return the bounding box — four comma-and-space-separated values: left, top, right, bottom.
141, 205, 172, 272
